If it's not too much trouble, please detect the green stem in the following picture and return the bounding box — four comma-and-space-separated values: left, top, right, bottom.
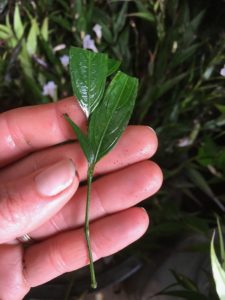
85, 164, 97, 289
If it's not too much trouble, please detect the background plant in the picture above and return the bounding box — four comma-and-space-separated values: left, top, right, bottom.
1, 0, 225, 299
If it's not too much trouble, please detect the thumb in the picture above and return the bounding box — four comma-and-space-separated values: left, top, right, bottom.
0, 159, 78, 243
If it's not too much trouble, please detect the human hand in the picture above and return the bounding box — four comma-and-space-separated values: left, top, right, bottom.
0, 97, 162, 300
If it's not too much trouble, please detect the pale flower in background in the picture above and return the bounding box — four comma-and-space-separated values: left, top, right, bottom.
60, 55, 69, 68
42, 81, 57, 99
220, 65, 225, 77
53, 44, 66, 52
177, 137, 192, 147
93, 24, 102, 40
83, 34, 98, 52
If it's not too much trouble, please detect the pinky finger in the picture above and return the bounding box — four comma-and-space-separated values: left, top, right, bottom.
24, 207, 149, 287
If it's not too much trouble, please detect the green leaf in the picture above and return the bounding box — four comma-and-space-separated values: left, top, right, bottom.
69, 47, 108, 117
211, 233, 225, 300
14, 4, 24, 39
64, 115, 94, 164
0, 25, 10, 34
88, 71, 138, 163
113, 2, 128, 35
107, 58, 121, 76
171, 44, 200, 68
41, 17, 48, 41
159, 290, 208, 300
21, 73, 45, 104
0, 31, 9, 40
186, 167, 225, 212
170, 270, 199, 292
127, 12, 155, 23
51, 15, 72, 31
216, 216, 225, 269
39, 36, 57, 65
27, 19, 39, 55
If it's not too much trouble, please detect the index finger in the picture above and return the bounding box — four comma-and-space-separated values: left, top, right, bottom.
0, 97, 86, 167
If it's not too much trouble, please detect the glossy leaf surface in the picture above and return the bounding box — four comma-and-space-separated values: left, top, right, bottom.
69, 47, 108, 117
88, 71, 138, 163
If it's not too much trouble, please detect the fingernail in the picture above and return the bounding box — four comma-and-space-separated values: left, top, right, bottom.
147, 126, 156, 135
35, 159, 76, 197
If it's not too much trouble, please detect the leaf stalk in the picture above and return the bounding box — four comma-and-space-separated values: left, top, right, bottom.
85, 163, 97, 289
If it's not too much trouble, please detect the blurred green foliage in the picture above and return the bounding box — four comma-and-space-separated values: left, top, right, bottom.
1, 0, 225, 298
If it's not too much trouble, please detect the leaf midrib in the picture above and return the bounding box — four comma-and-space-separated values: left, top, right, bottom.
93, 74, 129, 163
87, 51, 91, 116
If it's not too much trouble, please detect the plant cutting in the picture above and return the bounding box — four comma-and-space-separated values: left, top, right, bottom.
64, 47, 138, 289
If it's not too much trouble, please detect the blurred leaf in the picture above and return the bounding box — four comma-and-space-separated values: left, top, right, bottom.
56, 0, 69, 10
216, 217, 225, 269
13, 3, 24, 39
186, 167, 225, 212
211, 233, 225, 300
92, 7, 113, 43
107, 58, 121, 76
22, 74, 45, 104
113, 2, 128, 35
5, 12, 17, 48
216, 105, 225, 114
27, 19, 39, 55
0, 30, 9, 39
41, 17, 48, 41
128, 12, 155, 23
74, 0, 87, 33
19, 42, 33, 78
171, 270, 199, 292
189, 10, 205, 33
171, 44, 200, 68
38, 36, 60, 71
0, 24, 10, 34
51, 15, 71, 31
138, 73, 187, 121
197, 137, 218, 166
159, 290, 209, 300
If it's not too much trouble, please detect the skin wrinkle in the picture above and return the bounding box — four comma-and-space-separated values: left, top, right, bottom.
21, 247, 31, 293
48, 213, 64, 234
47, 239, 73, 275
0, 186, 30, 244
0, 184, 22, 228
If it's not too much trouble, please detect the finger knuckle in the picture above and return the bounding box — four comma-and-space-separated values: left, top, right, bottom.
0, 184, 24, 225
